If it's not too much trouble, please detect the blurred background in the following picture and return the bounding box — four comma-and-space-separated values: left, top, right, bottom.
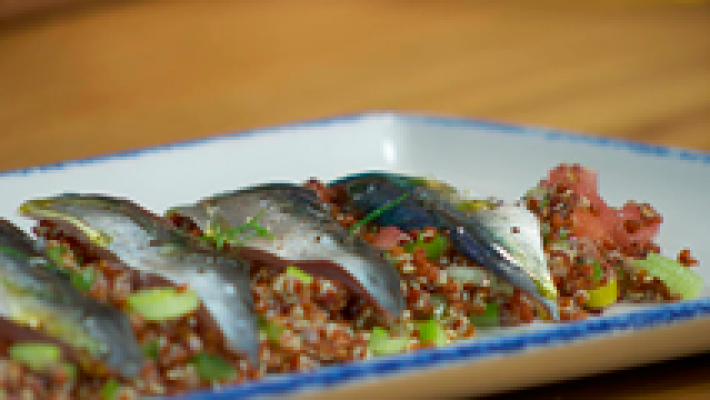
0, 1, 708, 398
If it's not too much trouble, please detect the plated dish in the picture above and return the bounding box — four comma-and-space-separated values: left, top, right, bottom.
1, 113, 709, 399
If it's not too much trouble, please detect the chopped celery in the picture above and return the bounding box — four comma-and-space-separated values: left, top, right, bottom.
403, 233, 450, 261
284, 265, 313, 284
585, 279, 618, 309
634, 253, 703, 300
258, 316, 283, 344
368, 327, 409, 356
8, 343, 61, 371
190, 353, 235, 382
470, 302, 499, 327
128, 287, 200, 322
418, 320, 447, 347
100, 378, 120, 400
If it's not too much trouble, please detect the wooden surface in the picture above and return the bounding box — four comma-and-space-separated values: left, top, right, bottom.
0, 1, 709, 398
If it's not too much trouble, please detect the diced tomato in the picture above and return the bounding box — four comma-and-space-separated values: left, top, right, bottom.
571, 210, 609, 243
613, 201, 661, 246
545, 163, 598, 199
371, 226, 403, 250
546, 163, 663, 248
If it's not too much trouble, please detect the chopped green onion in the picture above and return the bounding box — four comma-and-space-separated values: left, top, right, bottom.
585, 279, 618, 309
8, 343, 61, 371
368, 327, 409, 356
403, 233, 450, 261
70, 268, 97, 292
284, 265, 313, 284
591, 261, 603, 283
350, 192, 410, 234
469, 302, 500, 327
417, 320, 447, 347
142, 340, 160, 360
190, 353, 235, 382
634, 253, 703, 300
100, 378, 120, 400
127, 287, 200, 322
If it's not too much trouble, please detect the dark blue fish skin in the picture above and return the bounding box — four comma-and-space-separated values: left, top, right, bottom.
331, 171, 560, 321
330, 173, 438, 231
0, 219, 144, 378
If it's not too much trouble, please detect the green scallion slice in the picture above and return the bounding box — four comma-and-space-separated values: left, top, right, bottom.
284, 265, 313, 284
368, 327, 409, 356
8, 343, 61, 371
634, 253, 703, 300
190, 353, 235, 382
128, 287, 200, 322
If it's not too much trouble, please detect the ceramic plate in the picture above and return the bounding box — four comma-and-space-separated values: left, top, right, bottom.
1, 113, 708, 399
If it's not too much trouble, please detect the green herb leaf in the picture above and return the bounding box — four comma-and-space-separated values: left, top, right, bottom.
202, 210, 273, 250
350, 192, 410, 234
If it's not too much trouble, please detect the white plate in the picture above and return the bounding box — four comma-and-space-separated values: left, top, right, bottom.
1, 113, 708, 399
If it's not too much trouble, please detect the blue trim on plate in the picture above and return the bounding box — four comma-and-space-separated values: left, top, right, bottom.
169, 298, 710, 399
2, 112, 709, 399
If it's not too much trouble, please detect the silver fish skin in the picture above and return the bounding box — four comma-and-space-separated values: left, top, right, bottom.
411, 181, 560, 320
167, 183, 406, 320
0, 219, 143, 378
18, 195, 260, 364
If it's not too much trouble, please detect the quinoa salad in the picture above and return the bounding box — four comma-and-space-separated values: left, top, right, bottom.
0, 163, 703, 399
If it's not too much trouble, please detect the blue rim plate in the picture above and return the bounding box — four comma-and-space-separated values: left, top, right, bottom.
1, 112, 708, 399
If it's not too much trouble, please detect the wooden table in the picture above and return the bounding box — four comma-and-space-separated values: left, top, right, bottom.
1, 1, 708, 398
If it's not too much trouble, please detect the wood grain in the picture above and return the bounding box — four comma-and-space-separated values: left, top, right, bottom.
0, 1, 708, 398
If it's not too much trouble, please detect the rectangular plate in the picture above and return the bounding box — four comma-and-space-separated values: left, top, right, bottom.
1, 113, 708, 399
